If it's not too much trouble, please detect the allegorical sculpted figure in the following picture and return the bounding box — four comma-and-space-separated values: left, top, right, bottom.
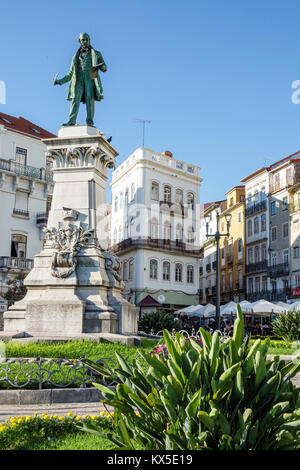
54, 33, 107, 127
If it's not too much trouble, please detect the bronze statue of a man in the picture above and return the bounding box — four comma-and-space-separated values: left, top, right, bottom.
54, 33, 107, 127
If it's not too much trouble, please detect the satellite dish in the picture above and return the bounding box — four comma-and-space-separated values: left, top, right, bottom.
158, 295, 165, 304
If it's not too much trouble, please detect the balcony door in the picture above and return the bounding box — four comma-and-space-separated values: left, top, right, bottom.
11, 234, 27, 258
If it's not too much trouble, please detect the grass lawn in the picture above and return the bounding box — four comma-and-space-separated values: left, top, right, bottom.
14, 431, 117, 450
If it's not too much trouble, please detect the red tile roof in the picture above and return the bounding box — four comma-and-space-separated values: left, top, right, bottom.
0, 112, 56, 139
137, 295, 161, 307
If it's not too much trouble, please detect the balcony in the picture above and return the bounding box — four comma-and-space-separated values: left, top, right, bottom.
110, 237, 202, 256
36, 212, 48, 226
0, 256, 33, 272
12, 208, 29, 218
267, 263, 290, 278
289, 200, 300, 215
245, 200, 267, 217
246, 288, 291, 303
245, 261, 267, 274
0, 158, 53, 183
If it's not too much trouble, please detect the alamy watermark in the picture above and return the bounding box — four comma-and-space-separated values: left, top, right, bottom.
0, 80, 6, 104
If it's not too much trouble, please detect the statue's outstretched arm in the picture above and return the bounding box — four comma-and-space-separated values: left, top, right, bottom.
54, 64, 73, 86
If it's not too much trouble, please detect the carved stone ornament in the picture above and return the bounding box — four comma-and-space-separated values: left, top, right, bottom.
103, 250, 122, 283
43, 222, 93, 278
45, 145, 115, 170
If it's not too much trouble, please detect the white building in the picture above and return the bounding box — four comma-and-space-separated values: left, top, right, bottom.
109, 147, 202, 312
0, 112, 55, 296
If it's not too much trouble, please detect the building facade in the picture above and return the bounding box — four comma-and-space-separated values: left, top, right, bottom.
219, 186, 245, 303
0, 112, 55, 296
109, 147, 202, 312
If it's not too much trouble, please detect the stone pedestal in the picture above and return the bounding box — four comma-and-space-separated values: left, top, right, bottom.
2, 126, 138, 338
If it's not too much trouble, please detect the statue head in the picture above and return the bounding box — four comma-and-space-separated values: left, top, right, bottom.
78, 33, 90, 49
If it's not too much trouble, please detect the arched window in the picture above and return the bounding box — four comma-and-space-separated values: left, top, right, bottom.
261, 214, 266, 232
163, 261, 170, 281
149, 259, 158, 279
254, 246, 260, 263
118, 225, 122, 242
175, 189, 183, 204
164, 185, 171, 203
150, 217, 159, 239
114, 196, 118, 212
254, 217, 259, 234
238, 238, 242, 253
187, 192, 194, 210
187, 265, 194, 284
128, 259, 134, 280
163, 221, 171, 241
125, 188, 129, 206
120, 192, 124, 209
187, 226, 195, 244
175, 223, 183, 242
248, 219, 252, 237
175, 263, 183, 282
151, 182, 159, 201
123, 260, 128, 281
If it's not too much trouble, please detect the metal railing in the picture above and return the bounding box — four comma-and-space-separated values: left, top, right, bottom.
246, 289, 291, 302
267, 263, 290, 277
0, 158, 53, 183
36, 212, 48, 225
13, 208, 29, 218
245, 261, 268, 274
245, 200, 267, 217
0, 257, 33, 270
111, 237, 202, 256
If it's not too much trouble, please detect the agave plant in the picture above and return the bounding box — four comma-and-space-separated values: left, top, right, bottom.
80, 305, 300, 450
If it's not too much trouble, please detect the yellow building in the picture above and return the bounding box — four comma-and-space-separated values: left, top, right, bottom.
219, 186, 246, 303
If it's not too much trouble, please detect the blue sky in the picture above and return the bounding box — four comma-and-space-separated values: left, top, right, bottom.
1, 0, 300, 203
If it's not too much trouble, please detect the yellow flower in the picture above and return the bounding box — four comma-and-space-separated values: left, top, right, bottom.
84, 415, 89, 419
10, 418, 16, 423
25, 416, 32, 422
58, 416, 64, 421
42, 415, 49, 420
51, 415, 58, 419
75, 416, 82, 421
67, 412, 73, 417
99, 411, 106, 416
0, 426, 8, 432
34, 412, 39, 415
91, 415, 98, 420
17, 418, 24, 424
10, 423, 17, 428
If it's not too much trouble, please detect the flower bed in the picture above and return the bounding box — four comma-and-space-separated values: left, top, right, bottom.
0, 412, 114, 450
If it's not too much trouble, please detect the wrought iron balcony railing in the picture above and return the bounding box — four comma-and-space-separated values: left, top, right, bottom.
267, 263, 290, 277
0, 158, 53, 183
245, 261, 268, 274
12, 208, 29, 218
246, 288, 291, 303
36, 212, 48, 226
245, 200, 267, 217
110, 237, 202, 256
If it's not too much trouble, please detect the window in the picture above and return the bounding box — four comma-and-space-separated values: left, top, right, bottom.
286, 168, 293, 185
282, 196, 288, 211
248, 220, 252, 237
128, 259, 134, 280
187, 265, 194, 284
114, 196, 118, 212
255, 277, 260, 293
248, 248, 253, 264
175, 263, 183, 282
261, 187, 266, 200
164, 185, 171, 203
187, 227, 195, 244
230, 197, 234, 207
238, 238, 242, 254
274, 174, 280, 190
262, 276, 267, 292
254, 217, 259, 234
149, 259, 158, 279
113, 228, 117, 244
15, 147, 27, 166
248, 278, 253, 293
14, 190, 29, 212
150, 218, 159, 239
247, 193, 252, 207
228, 271, 233, 290
175, 223, 183, 242
254, 191, 259, 204
221, 247, 225, 259
238, 211, 242, 223
254, 246, 260, 263
271, 201, 276, 215
187, 192, 194, 210
283, 222, 288, 238
293, 246, 300, 259
120, 192, 124, 209
122, 261, 128, 281
11, 234, 27, 258
125, 188, 129, 206
175, 189, 183, 204
151, 182, 159, 201
221, 221, 225, 232
163, 261, 170, 281
222, 273, 225, 292
261, 214, 266, 232
271, 226, 277, 241
283, 250, 289, 265
118, 225, 122, 242
262, 244, 267, 261
163, 221, 171, 240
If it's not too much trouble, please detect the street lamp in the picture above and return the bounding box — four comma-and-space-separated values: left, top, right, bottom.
205, 205, 231, 330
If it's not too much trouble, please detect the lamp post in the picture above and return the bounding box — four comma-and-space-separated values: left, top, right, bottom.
204, 205, 231, 330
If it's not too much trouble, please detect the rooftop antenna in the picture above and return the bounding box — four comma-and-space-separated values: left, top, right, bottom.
134, 119, 151, 147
